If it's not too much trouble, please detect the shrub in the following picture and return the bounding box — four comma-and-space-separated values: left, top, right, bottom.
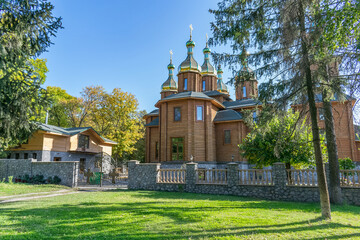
53, 176, 61, 184
339, 158, 355, 170
8, 176, 13, 184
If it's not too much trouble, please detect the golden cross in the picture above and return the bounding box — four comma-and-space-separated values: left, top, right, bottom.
190, 24, 193, 39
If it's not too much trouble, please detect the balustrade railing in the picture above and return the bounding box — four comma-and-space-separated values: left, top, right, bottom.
238, 169, 273, 185
157, 169, 186, 184
196, 169, 228, 184
286, 169, 317, 186
340, 170, 360, 187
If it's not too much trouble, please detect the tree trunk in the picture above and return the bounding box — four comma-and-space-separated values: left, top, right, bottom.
298, 1, 331, 219
323, 89, 343, 204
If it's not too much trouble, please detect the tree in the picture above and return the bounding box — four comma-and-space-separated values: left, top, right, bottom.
46, 86, 77, 127
240, 109, 326, 169
0, 0, 62, 150
210, 0, 331, 218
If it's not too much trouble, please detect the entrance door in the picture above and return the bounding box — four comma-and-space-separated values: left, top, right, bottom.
171, 137, 184, 161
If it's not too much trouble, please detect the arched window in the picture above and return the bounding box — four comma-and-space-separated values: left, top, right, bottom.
243, 86, 247, 98
184, 78, 188, 91
202, 80, 206, 91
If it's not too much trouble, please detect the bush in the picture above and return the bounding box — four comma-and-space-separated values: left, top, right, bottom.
14, 174, 61, 185
339, 158, 355, 170
53, 176, 61, 184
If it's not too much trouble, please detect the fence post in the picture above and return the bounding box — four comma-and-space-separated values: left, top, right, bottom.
128, 160, 140, 189
186, 162, 198, 192
227, 162, 238, 188
273, 162, 287, 188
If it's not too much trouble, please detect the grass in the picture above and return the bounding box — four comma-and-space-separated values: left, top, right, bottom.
0, 183, 69, 196
0, 189, 360, 239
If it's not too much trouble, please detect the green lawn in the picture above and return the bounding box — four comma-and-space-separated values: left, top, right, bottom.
0, 189, 360, 239
0, 183, 69, 196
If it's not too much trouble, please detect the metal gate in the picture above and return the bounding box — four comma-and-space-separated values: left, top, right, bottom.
78, 152, 128, 187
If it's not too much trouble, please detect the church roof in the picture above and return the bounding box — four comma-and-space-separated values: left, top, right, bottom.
145, 117, 159, 127
179, 54, 202, 73
223, 98, 262, 109
292, 93, 356, 106
203, 90, 231, 100
214, 109, 243, 122
163, 91, 214, 101
146, 109, 159, 116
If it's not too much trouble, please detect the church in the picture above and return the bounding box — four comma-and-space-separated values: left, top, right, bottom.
144, 29, 360, 164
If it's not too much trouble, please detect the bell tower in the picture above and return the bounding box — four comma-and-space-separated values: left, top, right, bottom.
235, 54, 258, 100
178, 25, 202, 92
201, 34, 217, 91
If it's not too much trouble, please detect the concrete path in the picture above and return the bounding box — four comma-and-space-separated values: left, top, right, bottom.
0, 190, 78, 204
0, 185, 127, 204
0, 189, 71, 200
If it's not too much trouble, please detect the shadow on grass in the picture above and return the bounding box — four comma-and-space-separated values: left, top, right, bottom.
0, 190, 359, 239
107, 189, 360, 214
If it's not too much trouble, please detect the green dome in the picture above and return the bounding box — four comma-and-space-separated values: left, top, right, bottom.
179, 38, 201, 73
186, 40, 195, 47
162, 59, 178, 92
201, 44, 216, 76
216, 65, 228, 93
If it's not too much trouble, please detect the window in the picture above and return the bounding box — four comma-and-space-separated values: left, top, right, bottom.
202, 80, 206, 91
78, 134, 90, 149
243, 86, 247, 98
224, 130, 231, 144
196, 106, 204, 121
24, 153, 28, 159
7, 153, 11, 159
155, 142, 159, 159
80, 158, 86, 173
32, 153, 37, 159
53, 157, 61, 162
253, 111, 257, 123
171, 137, 184, 161
15, 153, 20, 159
319, 108, 325, 120
174, 107, 181, 121
184, 78, 188, 90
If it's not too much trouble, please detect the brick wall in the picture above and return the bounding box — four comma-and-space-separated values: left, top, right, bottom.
128, 160, 360, 206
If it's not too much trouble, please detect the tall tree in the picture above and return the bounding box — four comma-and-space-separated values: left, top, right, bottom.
210, 0, 331, 218
0, 0, 62, 150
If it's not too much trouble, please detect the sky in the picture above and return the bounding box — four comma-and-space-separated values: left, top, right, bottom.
41, 0, 241, 112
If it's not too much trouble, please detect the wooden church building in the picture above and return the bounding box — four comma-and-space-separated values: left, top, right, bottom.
144, 31, 360, 164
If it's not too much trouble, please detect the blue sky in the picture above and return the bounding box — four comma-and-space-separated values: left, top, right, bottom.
42, 0, 241, 112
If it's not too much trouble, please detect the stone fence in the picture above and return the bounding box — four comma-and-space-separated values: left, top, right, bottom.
0, 159, 79, 187
128, 161, 360, 206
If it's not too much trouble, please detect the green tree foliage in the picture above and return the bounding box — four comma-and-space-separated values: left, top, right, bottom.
240, 110, 327, 169
338, 157, 356, 170
0, 0, 62, 151
46, 86, 76, 127
46, 85, 145, 162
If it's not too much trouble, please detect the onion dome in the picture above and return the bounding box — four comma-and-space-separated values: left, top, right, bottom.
201, 35, 217, 76
161, 50, 178, 91
217, 65, 228, 93
238, 52, 257, 81
178, 25, 202, 73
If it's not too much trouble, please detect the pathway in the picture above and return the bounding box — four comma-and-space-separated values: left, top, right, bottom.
0, 189, 78, 204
